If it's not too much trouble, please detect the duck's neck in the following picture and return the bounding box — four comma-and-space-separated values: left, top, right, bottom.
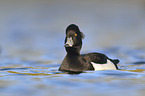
65, 47, 81, 56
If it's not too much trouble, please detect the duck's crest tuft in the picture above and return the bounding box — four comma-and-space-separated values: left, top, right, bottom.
80, 32, 85, 39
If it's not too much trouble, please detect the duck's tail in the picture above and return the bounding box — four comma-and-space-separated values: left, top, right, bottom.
108, 58, 119, 65
112, 59, 119, 65
107, 58, 119, 69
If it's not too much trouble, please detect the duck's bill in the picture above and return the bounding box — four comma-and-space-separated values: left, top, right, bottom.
64, 37, 74, 47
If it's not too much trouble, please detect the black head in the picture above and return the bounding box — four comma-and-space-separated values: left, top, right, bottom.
64, 24, 85, 55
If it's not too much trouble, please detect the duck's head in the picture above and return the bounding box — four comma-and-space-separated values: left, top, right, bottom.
64, 24, 84, 55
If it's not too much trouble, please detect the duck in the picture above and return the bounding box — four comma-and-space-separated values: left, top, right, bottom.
59, 24, 119, 73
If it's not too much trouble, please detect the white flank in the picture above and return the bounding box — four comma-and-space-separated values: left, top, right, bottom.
91, 59, 117, 71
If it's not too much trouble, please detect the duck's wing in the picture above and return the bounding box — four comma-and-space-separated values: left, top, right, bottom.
82, 52, 119, 64
81, 52, 108, 64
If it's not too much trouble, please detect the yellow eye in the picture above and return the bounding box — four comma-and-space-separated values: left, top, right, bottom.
75, 34, 77, 36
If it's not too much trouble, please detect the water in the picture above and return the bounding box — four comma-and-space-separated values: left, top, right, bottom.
0, 0, 145, 96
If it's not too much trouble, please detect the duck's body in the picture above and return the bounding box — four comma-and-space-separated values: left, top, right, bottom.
59, 24, 119, 73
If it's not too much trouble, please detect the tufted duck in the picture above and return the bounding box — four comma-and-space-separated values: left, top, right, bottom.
59, 24, 119, 73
